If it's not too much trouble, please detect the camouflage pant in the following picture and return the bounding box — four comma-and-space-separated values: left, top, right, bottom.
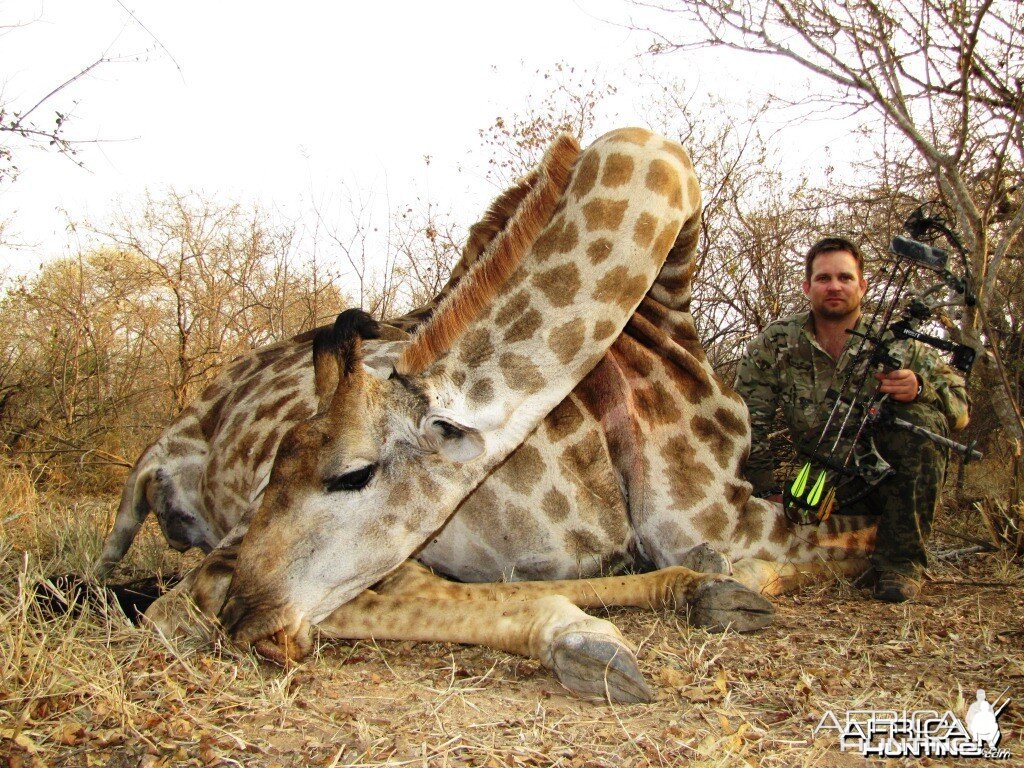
842, 402, 950, 576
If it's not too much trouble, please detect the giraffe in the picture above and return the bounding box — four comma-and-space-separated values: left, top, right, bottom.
96, 128, 876, 702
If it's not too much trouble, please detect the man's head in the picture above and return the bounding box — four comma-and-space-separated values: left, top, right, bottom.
802, 236, 867, 321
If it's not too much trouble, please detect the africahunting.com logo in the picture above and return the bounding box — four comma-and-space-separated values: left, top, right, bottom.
813, 687, 1012, 759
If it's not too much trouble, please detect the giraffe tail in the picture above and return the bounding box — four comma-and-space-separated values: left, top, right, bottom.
93, 456, 156, 579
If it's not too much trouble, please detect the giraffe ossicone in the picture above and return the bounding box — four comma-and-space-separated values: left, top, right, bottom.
96, 128, 876, 703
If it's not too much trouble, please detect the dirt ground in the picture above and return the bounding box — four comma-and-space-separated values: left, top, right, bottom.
1, 499, 1022, 768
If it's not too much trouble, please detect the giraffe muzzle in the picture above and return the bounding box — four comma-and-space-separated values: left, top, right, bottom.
217, 591, 312, 661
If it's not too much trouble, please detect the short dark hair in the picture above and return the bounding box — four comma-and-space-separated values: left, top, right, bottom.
805, 236, 864, 281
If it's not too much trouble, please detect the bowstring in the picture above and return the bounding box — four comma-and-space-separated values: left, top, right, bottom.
809, 253, 907, 460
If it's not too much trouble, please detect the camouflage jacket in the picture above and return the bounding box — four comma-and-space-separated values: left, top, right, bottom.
734, 311, 970, 495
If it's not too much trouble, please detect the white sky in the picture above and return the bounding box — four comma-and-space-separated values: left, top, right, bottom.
0, 0, 850, 281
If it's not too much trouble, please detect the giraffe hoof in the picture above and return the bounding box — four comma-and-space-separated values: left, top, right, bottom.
690, 580, 774, 633
678, 543, 732, 575
551, 631, 654, 704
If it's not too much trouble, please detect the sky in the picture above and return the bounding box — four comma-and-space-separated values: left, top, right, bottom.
0, 0, 848, 282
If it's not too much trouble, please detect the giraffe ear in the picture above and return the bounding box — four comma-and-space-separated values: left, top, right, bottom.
313, 309, 381, 410
420, 412, 484, 463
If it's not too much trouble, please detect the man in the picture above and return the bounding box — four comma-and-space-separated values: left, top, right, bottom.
735, 236, 970, 602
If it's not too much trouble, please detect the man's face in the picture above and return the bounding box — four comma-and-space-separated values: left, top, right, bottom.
803, 250, 867, 321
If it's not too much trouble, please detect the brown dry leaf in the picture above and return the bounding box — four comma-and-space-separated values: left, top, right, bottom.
55, 721, 85, 746
0, 727, 40, 754
658, 667, 689, 689
715, 667, 728, 695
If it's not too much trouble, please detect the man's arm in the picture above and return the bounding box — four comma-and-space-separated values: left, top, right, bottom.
734, 331, 784, 496
904, 342, 971, 431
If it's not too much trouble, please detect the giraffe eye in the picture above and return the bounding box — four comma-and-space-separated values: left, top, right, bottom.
324, 464, 376, 492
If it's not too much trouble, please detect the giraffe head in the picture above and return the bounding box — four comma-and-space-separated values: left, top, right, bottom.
217, 307, 490, 654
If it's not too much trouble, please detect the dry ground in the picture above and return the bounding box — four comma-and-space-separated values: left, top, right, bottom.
1, 492, 1021, 768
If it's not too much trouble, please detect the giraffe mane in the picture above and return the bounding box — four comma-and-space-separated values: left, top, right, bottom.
396, 134, 581, 375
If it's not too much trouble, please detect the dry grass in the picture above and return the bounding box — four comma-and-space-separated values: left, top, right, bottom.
1, 478, 1022, 767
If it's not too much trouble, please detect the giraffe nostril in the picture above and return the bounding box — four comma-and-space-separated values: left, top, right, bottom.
217, 594, 249, 636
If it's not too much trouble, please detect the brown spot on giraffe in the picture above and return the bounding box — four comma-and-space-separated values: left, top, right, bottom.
253, 429, 280, 470
532, 263, 581, 309
605, 127, 653, 146
587, 237, 613, 264
544, 396, 585, 443
661, 140, 694, 169
254, 391, 297, 424
634, 380, 683, 427
581, 198, 629, 232
593, 319, 617, 341
541, 488, 571, 523
652, 219, 683, 258
566, 528, 605, 560
532, 216, 579, 262
690, 414, 737, 469
388, 481, 411, 508
503, 308, 543, 344
458, 328, 495, 368
548, 318, 586, 365
661, 435, 716, 509
500, 444, 545, 493
633, 212, 658, 248
694, 502, 730, 540
646, 159, 684, 209
570, 151, 600, 199
593, 265, 650, 310
499, 353, 544, 394
601, 153, 634, 188
494, 290, 531, 328
467, 378, 494, 405
768, 514, 791, 546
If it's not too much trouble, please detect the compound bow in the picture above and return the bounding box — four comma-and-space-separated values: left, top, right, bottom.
783, 208, 983, 526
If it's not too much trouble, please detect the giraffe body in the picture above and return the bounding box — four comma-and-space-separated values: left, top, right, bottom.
97, 129, 875, 702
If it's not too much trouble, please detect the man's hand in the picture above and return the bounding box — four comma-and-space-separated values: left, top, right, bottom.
875, 369, 920, 402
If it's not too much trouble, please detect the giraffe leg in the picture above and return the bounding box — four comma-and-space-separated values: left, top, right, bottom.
732, 557, 871, 597
378, 563, 774, 633
316, 591, 654, 703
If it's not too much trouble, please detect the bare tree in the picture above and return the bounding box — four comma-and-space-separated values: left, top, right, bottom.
636, 0, 1024, 441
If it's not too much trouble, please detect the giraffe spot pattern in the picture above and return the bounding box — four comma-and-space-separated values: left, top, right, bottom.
532, 216, 579, 262
499, 353, 545, 394
503, 308, 543, 344
645, 159, 684, 209
690, 414, 737, 469
565, 528, 606, 560
541, 488, 571, 522
605, 127, 652, 146
570, 151, 600, 199
634, 379, 683, 427
601, 153, 635, 188
694, 502, 730, 540
633, 212, 658, 248
543, 396, 585, 443
593, 319, 617, 341
499, 443, 545, 493
660, 435, 716, 509
468, 377, 494, 405
495, 290, 531, 328
593, 265, 650, 310
587, 237, 613, 264
458, 328, 495, 368
652, 219, 683, 259
581, 198, 629, 232
548, 318, 586, 365
661, 139, 694, 169
532, 263, 581, 309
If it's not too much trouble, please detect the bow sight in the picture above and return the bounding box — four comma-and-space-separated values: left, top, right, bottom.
783, 209, 983, 526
